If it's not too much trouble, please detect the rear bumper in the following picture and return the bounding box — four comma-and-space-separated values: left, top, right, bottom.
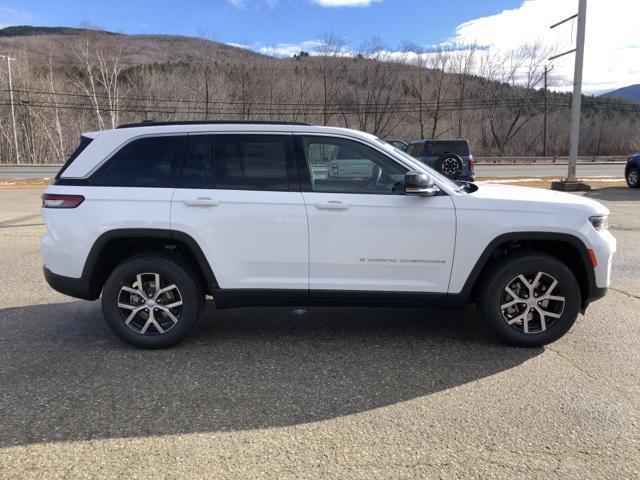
43, 266, 97, 300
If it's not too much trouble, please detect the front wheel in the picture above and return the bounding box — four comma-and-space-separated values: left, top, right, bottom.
101, 255, 203, 349
478, 253, 581, 347
626, 166, 639, 188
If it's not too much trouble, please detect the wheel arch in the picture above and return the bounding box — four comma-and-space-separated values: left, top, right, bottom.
82, 228, 218, 299
461, 232, 595, 309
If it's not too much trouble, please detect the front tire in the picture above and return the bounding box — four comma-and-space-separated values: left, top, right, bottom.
101, 255, 203, 349
478, 253, 580, 347
626, 166, 639, 188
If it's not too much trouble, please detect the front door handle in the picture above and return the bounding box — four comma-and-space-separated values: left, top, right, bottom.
183, 197, 220, 207
314, 201, 352, 211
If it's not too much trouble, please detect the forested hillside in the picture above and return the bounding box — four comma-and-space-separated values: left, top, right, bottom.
0, 26, 637, 164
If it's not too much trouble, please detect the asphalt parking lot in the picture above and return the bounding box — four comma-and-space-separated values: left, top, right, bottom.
0, 187, 639, 479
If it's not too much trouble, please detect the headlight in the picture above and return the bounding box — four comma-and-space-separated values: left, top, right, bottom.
589, 215, 608, 231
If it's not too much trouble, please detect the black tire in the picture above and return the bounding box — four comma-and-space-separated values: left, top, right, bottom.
626, 166, 639, 188
477, 253, 580, 347
436, 154, 463, 179
101, 254, 203, 349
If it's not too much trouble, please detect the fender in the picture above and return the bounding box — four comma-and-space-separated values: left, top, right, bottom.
80, 228, 218, 298
456, 231, 599, 307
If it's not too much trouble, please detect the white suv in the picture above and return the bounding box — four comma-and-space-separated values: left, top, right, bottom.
41, 121, 616, 349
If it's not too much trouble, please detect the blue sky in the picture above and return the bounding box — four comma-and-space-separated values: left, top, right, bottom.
1, 0, 638, 91
3, 0, 522, 50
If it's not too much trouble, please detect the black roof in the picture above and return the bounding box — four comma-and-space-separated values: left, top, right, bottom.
117, 120, 312, 129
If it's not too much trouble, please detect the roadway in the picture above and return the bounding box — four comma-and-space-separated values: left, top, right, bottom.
1, 187, 639, 478
476, 162, 624, 178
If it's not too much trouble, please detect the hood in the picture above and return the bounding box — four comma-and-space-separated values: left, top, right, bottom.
467, 184, 609, 216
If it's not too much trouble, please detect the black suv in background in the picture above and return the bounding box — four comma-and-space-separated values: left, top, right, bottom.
407, 139, 475, 181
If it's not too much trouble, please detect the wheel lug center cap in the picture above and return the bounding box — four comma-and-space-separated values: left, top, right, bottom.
146, 299, 156, 308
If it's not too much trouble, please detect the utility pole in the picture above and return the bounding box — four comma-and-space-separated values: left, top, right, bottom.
549, 0, 589, 191
0, 55, 19, 164
543, 65, 548, 157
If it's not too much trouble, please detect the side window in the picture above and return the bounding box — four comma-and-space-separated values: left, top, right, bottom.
299, 136, 407, 194
90, 136, 186, 187
213, 135, 290, 191
178, 135, 213, 189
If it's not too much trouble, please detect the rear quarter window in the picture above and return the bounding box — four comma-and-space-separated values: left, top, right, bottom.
90, 136, 187, 187
55, 135, 93, 179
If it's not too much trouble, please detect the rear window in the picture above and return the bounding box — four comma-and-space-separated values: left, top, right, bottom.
406, 143, 424, 157
213, 135, 290, 191
425, 141, 469, 156
55, 135, 93, 179
90, 136, 186, 187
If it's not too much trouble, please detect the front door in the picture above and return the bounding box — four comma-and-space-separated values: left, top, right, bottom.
297, 135, 456, 293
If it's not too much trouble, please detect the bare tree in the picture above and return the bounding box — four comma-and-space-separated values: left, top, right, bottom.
68, 33, 127, 129
478, 42, 549, 155
341, 37, 404, 137
450, 43, 478, 138
317, 32, 347, 126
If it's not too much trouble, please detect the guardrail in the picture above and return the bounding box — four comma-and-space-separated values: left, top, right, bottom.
474, 156, 626, 164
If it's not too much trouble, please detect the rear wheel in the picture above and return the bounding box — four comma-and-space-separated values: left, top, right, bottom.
101, 255, 203, 349
478, 253, 580, 347
436, 154, 463, 179
626, 166, 639, 188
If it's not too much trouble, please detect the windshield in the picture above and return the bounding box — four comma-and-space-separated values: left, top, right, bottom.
374, 138, 461, 191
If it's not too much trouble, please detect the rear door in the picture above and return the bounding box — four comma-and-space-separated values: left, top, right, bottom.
171, 133, 309, 290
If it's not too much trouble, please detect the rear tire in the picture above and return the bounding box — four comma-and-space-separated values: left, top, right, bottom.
436, 154, 463, 179
626, 166, 639, 188
101, 255, 203, 349
477, 253, 580, 347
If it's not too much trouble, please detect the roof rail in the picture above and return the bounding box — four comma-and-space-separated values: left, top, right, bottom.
116, 120, 312, 129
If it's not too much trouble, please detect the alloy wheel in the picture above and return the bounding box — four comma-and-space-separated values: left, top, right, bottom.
500, 271, 565, 334
441, 157, 462, 177
116, 272, 183, 335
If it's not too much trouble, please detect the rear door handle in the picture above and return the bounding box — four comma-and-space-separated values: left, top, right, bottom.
183, 197, 220, 207
314, 201, 352, 211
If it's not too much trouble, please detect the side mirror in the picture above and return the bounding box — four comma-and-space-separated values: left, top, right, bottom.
404, 171, 439, 196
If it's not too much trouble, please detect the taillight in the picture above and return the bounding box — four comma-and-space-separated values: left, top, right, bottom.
41, 193, 85, 208
469, 157, 475, 172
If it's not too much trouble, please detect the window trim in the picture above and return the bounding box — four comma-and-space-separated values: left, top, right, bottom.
294, 134, 409, 196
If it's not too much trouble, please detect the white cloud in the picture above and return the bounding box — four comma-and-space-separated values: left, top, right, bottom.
227, 0, 280, 7
310, 0, 382, 7
226, 42, 253, 50
258, 40, 323, 57
230, 39, 353, 57
451, 0, 640, 93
